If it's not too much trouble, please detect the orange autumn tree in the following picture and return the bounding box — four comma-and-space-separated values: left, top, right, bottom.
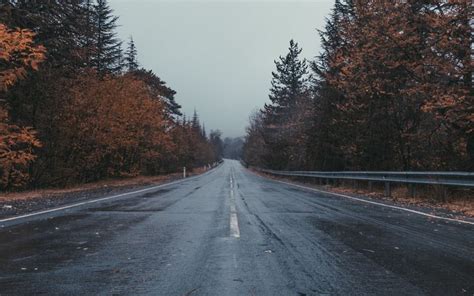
0, 24, 45, 190
53, 72, 174, 183
326, 0, 472, 169
324, 1, 424, 169
419, 0, 473, 166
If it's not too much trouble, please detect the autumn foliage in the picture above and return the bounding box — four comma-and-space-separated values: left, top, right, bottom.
0, 24, 44, 189
48, 73, 170, 182
0, 1, 221, 190
244, 0, 473, 171
0, 24, 46, 90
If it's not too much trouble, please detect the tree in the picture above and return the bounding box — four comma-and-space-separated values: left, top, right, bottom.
0, 24, 46, 90
243, 110, 266, 168
223, 137, 244, 160
49, 73, 173, 183
325, 0, 472, 170
0, 24, 44, 190
306, 0, 355, 170
268, 39, 309, 109
262, 39, 309, 169
187, 110, 214, 166
209, 130, 224, 161
129, 69, 182, 118
125, 36, 139, 71
91, 0, 122, 75
418, 0, 473, 168
245, 0, 471, 172
0, 1, 91, 69
0, 0, 220, 190
0, 109, 41, 190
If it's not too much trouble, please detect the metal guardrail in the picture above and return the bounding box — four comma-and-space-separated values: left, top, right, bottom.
255, 168, 474, 197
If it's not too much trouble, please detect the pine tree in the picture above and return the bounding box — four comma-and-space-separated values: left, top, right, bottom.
268, 40, 308, 110
0, 1, 91, 68
0, 1, 94, 131
201, 123, 207, 139
192, 109, 200, 131
91, 0, 122, 75
262, 39, 309, 169
125, 36, 139, 72
128, 69, 182, 117
306, 0, 353, 170
209, 130, 223, 161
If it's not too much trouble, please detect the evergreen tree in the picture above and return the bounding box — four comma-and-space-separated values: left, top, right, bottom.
306, 0, 353, 170
201, 123, 207, 139
0, 1, 93, 129
128, 69, 182, 117
209, 130, 224, 161
125, 36, 139, 71
91, 0, 122, 75
0, 1, 91, 68
268, 39, 308, 111
191, 109, 200, 131
262, 39, 309, 169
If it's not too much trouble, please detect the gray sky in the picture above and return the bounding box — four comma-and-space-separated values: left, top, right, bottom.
110, 0, 334, 137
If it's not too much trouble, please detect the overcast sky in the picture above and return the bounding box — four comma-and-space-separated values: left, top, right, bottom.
110, 0, 334, 137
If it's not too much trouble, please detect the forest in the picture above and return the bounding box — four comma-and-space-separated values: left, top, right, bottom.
243, 0, 473, 172
0, 0, 223, 191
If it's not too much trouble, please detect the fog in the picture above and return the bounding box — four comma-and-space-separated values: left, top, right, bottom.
110, 0, 333, 137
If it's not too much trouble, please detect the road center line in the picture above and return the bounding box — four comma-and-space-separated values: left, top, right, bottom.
229, 172, 240, 238
230, 213, 240, 238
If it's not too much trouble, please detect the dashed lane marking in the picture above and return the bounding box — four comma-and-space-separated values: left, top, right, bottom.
229, 171, 241, 238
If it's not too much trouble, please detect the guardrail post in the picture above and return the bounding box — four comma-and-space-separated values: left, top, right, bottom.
368, 181, 373, 191
384, 182, 391, 197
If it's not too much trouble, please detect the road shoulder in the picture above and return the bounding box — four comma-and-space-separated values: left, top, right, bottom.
248, 168, 474, 225
0, 169, 209, 220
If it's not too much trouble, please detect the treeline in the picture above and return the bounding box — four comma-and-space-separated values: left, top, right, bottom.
243, 0, 472, 171
223, 137, 244, 160
0, 1, 222, 191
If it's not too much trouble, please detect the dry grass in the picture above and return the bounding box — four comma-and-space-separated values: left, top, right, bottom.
0, 168, 209, 203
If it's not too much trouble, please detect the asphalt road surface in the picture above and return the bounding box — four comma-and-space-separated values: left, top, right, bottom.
0, 160, 473, 295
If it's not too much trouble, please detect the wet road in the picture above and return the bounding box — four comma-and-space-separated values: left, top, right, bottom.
0, 160, 473, 295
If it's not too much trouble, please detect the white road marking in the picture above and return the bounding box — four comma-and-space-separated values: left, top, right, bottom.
0, 168, 218, 225
230, 212, 240, 238
267, 178, 474, 226
229, 171, 241, 238
230, 190, 237, 213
